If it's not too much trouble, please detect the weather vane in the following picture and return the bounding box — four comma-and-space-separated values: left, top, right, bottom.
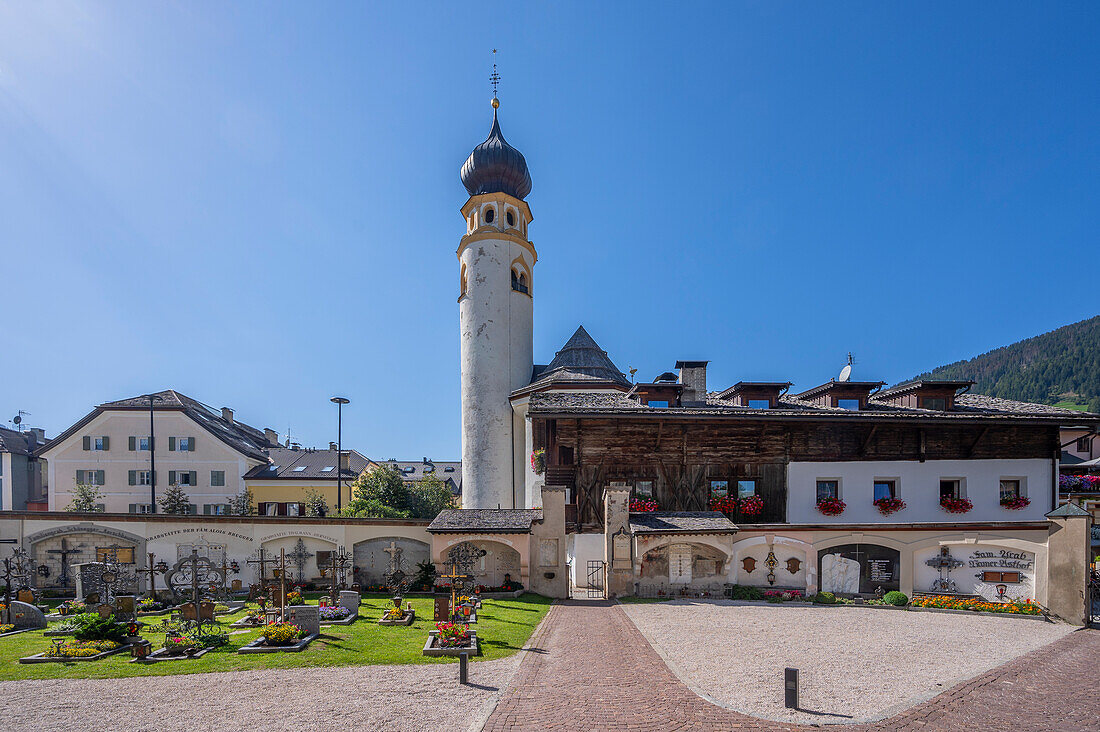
490, 49, 501, 105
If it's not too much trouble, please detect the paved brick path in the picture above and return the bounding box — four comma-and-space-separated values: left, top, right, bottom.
483, 601, 1099, 731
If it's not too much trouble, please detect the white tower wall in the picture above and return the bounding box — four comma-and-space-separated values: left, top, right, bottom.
459, 195, 535, 509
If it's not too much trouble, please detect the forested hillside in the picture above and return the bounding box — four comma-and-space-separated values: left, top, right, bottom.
911, 315, 1100, 412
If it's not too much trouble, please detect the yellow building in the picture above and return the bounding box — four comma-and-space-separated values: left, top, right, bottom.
244, 447, 374, 516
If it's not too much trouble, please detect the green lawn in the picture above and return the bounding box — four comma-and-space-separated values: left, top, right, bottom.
1052, 400, 1089, 412
0, 593, 551, 680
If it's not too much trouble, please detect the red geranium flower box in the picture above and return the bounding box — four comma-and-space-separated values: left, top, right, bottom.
1000, 496, 1030, 510
739, 494, 765, 516
816, 498, 846, 516
873, 497, 906, 516
940, 496, 973, 514
630, 498, 658, 512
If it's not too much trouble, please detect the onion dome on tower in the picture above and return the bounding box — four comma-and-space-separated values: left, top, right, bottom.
460, 100, 533, 201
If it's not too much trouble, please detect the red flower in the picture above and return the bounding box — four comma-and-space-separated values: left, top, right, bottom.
1000, 496, 1031, 510
816, 498, 846, 516
739, 494, 765, 516
708, 496, 737, 513
630, 498, 659, 512
873, 497, 906, 516
940, 496, 973, 514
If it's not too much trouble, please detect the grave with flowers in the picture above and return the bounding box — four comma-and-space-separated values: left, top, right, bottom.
238, 605, 320, 654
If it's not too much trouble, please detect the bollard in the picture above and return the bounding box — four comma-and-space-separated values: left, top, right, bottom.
784, 667, 798, 709
459, 653, 468, 685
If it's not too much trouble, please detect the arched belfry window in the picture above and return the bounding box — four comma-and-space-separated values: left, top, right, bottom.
484, 206, 495, 224
511, 268, 529, 294
506, 210, 516, 228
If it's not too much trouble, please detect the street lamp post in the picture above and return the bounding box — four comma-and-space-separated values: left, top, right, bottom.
330, 397, 350, 513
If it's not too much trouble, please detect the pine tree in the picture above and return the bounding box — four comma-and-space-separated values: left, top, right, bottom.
158, 484, 192, 514
228, 487, 256, 516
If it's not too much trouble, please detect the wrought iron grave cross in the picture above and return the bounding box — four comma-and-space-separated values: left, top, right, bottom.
46, 538, 83, 586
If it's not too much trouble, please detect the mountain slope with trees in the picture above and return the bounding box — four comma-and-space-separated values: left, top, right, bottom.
911, 315, 1100, 412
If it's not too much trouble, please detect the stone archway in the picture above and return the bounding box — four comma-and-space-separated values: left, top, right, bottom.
27, 523, 146, 590
638, 542, 727, 596
353, 538, 431, 590
446, 540, 522, 590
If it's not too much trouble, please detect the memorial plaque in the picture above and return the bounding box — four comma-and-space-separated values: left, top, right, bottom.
115, 595, 136, 621
612, 533, 631, 570
338, 590, 361, 613
286, 605, 319, 636
96, 604, 114, 619
434, 597, 450, 622
818, 544, 900, 594
868, 560, 892, 583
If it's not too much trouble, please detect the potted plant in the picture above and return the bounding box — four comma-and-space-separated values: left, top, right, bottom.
530, 448, 546, 475
816, 497, 846, 516
1000, 496, 1031, 510
940, 496, 973, 514
708, 496, 737, 513
739, 494, 765, 516
873, 497, 906, 516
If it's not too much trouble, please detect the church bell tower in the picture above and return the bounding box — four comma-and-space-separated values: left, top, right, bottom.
458, 94, 535, 510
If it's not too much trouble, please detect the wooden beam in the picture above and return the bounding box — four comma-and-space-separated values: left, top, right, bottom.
968, 426, 990, 458
859, 424, 880, 457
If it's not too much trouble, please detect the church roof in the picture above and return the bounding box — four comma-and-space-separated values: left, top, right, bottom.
460, 107, 532, 200
524, 326, 630, 390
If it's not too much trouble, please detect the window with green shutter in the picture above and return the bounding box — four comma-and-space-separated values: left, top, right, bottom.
128, 470, 136, 486
83, 436, 91, 451
169, 437, 176, 451
169, 471, 177, 486
76, 470, 85, 484
129, 436, 136, 451
210, 470, 225, 487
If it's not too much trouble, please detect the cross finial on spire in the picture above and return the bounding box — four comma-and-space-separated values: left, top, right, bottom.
490, 49, 501, 108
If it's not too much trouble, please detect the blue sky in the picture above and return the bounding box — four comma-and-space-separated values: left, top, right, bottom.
1, 2, 1097, 459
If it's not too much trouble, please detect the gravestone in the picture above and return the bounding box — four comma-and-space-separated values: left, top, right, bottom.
285, 605, 320, 637
7, 601, 46, 629
434, 597, 450, 622
115, 595, 136, 622
96, 604, 114, 619
338, 591, 360, 613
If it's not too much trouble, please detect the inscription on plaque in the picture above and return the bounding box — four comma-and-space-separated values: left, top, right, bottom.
868, 559, 892, 583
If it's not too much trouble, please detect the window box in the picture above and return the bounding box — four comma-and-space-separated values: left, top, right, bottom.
629, 498, 658, 512
939, 496, 973, 514
708, 496, 737, 513
816, 497, 846, 516
1000, 496, 1031, 510
873, 497, 906, 516
739, 494, 764, 516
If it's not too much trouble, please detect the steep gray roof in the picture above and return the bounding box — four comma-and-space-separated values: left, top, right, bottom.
244, 448, 372, 481
379, 459, 462, 496
428, 508, 542, 534
42, 390, 276, 461
0, 427, 47, 456
630, 511, 738, 535
523, 326, 630, 391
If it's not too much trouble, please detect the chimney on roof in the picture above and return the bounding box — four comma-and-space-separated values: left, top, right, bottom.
340, 452, 350, 472
221, 407, 234, 424
264, 428, 280, 446
676, 361, 709, 405
29, 428, 45, 445
329, 441, 338, 451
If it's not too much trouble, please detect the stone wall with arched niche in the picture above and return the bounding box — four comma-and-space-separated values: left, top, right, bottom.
27, 523, 146, 590
637, 542, 728, 597
353, 537, 432, 589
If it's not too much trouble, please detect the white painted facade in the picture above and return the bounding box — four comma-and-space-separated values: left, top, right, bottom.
458, 194, 535, 509
42, 410, 264, 513
787, 459, 1054, 524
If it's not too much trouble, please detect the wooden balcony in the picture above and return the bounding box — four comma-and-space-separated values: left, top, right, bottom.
545, 465, 576, 489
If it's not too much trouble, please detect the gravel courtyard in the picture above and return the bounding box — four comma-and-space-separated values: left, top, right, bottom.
622, 600, 1076, 725
0, 655, 520, 732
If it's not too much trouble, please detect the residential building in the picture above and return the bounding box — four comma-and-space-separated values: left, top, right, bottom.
38, 390, 279, 514
0, 427, 49, 511
378, 458, 462, 503
244, 446, 374, 516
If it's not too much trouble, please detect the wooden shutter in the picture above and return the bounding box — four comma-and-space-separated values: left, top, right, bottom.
203, 504, 211, 515
298, 502, 306, 516
83, 436, 91, 451
101, 436, 109, 451
129, 504, 137, 513
76, 470, 85, 484
95, 470, 105, 485
188, 504, 197, 515
169, 437, 176, 451
129, 436, 136, 451
169, 471, 176, 486
128, 471, 136, 486
189, 437, 196, 452
189, 471, 197, 486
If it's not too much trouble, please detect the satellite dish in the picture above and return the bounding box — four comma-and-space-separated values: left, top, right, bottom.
12, 415, 20, 425
838, 352, 854, 382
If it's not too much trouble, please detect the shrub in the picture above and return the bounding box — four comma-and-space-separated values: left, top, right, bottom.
813, 591, 836, 604
318, 605, 352, 621
727, 585, 763, 601
71, 613, 126, 643
883, 591, 909, 607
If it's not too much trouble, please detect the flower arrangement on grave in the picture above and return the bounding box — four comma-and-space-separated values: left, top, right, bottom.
873, 497, 906, 516
213, 603, 230, 613
1000, 496, 1031, 510
708, 496, 737, 513
629, 498, 659, 512
45, 639, 121, 658
57, 599, 87, 616
137, 598, 166, 612
434, 621, 471, 648
816, 497, 846, 516
1060, 474, 1100, 491
739, 494, 765, 516
911, 595, 1041, 615
0, 624, 14, 634
162, 635, 194, 655
939, 496, 973, 514
285, 590, 304, 606
530, 448, 546, 475
319, 605, 352, 621
71, 613, 127, 643
262, 621, 305, 646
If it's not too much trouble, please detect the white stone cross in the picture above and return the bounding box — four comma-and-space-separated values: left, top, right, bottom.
383, 541, 403, 573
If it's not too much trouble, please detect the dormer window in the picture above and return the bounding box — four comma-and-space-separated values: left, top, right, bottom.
837, 399, 860, 411
715, 382, 792, 409
794, 381, 885, 410
648, 400, 669, 408
747, 399, 770, 410
874, 380, 973, 411
920, 397, 947, 411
